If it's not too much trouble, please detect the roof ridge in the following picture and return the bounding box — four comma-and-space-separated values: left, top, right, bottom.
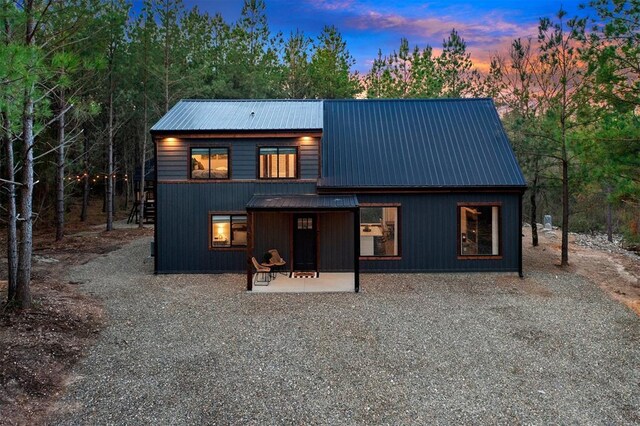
179, 99, 323, 103
177, 98, 493, 103
324, 98, 493, 102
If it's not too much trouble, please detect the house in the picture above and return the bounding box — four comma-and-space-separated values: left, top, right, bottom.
150, 99, 527, 292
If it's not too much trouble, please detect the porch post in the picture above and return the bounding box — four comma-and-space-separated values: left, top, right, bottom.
247, 210, 254, 291
353, 208, 360, 293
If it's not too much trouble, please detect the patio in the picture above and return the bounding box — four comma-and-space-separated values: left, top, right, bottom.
251, 272, 355, 293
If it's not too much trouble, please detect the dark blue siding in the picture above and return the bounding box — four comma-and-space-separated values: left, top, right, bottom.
156, 137, 319, 181
231, 142, 255, 179
158, 184, 520, 274
319, 212, 355, 272
254, 212, 289, 263
157, 143, 188, 181
357, 192, 520, 272
156, 182, 316, 273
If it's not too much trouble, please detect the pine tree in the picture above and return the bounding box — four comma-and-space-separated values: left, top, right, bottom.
309, 25, 360, 99
283, 30, 311, 98
438, 29, 473, 98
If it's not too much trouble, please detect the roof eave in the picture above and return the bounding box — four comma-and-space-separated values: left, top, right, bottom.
150, 128, 323, 138
317, 185, 528, 193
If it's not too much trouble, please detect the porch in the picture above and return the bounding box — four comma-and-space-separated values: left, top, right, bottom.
251, 272, 355, 293
246, 194, 360, 292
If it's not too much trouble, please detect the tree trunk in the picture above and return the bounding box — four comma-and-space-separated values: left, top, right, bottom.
106, 90, 114, 231
530, 173, 539, 247
606, 187, 613, 243
54, 89, 66, 241
560, 157, 569, 266
16, 0, 35, 309
80, 135, 89, 221
139, 79, 148, 228
2, 7, 17, 303
2, 104, 18, 303
124, 164, 129, 210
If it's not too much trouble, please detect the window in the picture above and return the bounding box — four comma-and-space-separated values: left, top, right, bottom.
360, 206, 398, 257
459, 205, 500, 256
297, 217, 313, 229
258, 147, 297, 178
210, 214, 247, 248
191, 147, 229, 179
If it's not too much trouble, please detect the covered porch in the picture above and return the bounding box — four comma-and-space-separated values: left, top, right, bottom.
246, 194, 360, 293
251, 272, 355, 293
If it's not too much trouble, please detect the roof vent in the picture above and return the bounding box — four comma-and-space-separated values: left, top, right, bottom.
250, 111, 255, 117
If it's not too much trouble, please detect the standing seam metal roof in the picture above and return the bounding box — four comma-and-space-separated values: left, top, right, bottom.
151, 98, 526, 188
319, 99, 526, 188
151, 99, 324, 131
246, 194, 358, 210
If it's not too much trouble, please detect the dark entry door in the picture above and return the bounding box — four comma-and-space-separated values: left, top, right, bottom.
293, 214, 317, 271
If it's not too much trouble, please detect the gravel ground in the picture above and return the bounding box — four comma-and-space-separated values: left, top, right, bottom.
51, 237, 639, 425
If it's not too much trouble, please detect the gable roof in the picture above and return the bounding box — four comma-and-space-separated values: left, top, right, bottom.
319, 99, 526, 189
151, 99, 323, 132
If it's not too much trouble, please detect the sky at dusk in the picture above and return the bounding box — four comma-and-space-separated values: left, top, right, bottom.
143, 0, 586, 72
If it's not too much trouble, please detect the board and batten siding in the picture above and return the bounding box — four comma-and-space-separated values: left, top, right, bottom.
156, 182, 316, 273
357, 192, 521, 273
319, 212, 355, 272
155, 137, 319, 181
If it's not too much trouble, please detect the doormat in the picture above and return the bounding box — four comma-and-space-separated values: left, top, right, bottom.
290, 272, 318, 278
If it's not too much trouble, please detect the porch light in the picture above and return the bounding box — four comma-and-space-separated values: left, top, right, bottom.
299, 136, 314, 145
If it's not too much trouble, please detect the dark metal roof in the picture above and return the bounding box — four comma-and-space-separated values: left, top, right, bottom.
151, 99, 323, 132
246, 194, 358, 210
320, 99, 526, 188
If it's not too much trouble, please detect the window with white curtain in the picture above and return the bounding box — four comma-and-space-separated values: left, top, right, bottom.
459, 205, 500, 256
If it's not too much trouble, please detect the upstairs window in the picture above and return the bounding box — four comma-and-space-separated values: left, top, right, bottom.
459, 204, 500, 257
191, 147, 229, 179
258, 147, 297, 179
210, 214, 247, 248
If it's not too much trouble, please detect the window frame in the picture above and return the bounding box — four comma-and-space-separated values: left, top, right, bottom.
256, 146, 299, 180
358, 203, 402, 260
457, 202, 503, 260
208, 212, 247, 250
189, 146, 231, 180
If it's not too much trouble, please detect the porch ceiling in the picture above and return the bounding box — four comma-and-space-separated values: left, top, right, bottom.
246, 194, 358, 211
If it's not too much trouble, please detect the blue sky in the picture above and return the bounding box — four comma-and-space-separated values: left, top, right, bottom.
150, 0, 586, 72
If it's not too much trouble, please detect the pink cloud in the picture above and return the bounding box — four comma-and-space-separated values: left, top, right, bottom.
306, 0, 540, 72
308, 0, 356, 11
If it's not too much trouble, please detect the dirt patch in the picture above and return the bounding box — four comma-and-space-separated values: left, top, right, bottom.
522, 226, 640, 315
0, 224, 152, 426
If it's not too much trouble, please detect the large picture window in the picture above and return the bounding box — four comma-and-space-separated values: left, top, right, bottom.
258, 147, 297, 179
210, 214, 247, 248
191, 147, 229, 179
459, 204, 500, 257
360, 206, 399, 257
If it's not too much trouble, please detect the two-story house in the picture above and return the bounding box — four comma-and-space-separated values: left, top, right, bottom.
150, 99, 527, 292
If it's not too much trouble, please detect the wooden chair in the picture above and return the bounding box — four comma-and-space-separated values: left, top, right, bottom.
268, 249, 287, 275
251, 257, 271, 286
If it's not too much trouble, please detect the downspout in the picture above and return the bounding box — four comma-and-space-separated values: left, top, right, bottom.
518, 191, 523, 278
247, 209, 254, 291
353, 207, 360, 292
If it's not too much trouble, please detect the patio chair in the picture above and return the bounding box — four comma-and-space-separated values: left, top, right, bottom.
268, 249, 287, 275
251, 257, 271, 286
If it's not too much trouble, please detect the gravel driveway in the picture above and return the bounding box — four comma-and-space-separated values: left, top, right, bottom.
52, 237, 639, 425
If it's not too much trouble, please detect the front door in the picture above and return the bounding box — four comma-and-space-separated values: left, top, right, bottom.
293, 214, 317, 271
